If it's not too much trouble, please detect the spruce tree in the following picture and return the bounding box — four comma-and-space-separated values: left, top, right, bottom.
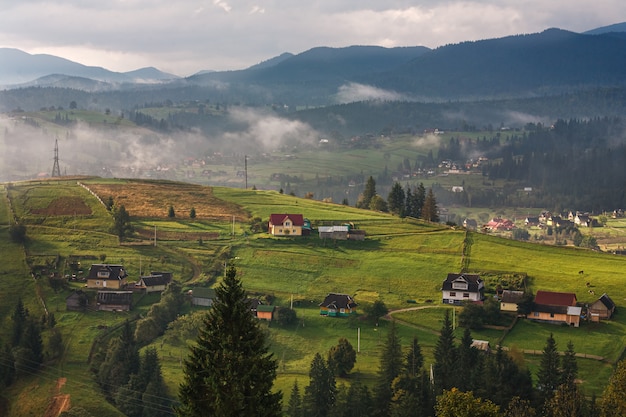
433, 310, 456, 394
422, 188, 439, 222
537, 333, 560, 401
387, 182, 405, 216
560, 340, 578, 387
358, 176, 377, 209
372, 321, 403, 417
176, 266, 281, 417
286, 381, 303, 417
98, 321, 140, 399
303, 353, 336, 417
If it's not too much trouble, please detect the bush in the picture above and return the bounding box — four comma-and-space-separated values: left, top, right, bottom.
275, 307, 298, 326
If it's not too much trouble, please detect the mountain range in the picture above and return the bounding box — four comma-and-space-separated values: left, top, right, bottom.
1, 22, 626, 109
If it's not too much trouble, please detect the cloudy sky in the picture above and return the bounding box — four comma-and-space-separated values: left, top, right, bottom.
0, 0, 623, 76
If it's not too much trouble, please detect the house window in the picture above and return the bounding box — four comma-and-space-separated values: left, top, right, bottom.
95, 281, 100, 286
449, 292, 456, 297
550, 313, 555, 318
285, 221, 291, 227
533, 312, 539, 317
97, 271, 110, 278
463, 293, 470, 298
452, 282, 468, 290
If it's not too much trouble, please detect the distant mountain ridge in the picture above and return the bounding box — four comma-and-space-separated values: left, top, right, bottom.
1, 22, 626, 108
0, 48, 178, 86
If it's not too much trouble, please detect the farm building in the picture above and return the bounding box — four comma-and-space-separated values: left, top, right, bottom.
500, 290, 525, 312
135, 272, 172, 293
530, 290, 581, 327
268, 214, 305, 236
319, 225, 349, 240
588, 293, 616, 322
319, 293, 357, 317
190, 287, 216, 307
256, 305, 275, 321
86, 264, 128, 290
441, 273, 484, 305
96, 291, 133, 311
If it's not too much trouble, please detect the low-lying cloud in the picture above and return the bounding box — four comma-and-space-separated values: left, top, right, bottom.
335, 82, 409, 104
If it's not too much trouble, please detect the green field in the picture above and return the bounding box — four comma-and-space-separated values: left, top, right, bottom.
2, 178, 626, 415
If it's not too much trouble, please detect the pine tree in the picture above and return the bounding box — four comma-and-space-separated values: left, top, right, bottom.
560, 340, 578, 387
433, 310, 456, 394
189, 207, 196, 219
454, 327, 476, 391
341, 380, 372, 417
387, 182, 406, 216
11, 298, 29, 347
98, 321, 140, 399
358, 176, 377, 209
112, 205, 133, 241
372, 321, 403, 417
537, 333, 560, 400
303, 353, 336, 417
176, 266, 281, 417
422, 188, 439, 222
286, 381, 303, 417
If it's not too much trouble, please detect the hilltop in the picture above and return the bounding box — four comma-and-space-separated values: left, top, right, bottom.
1, 178, 626, 416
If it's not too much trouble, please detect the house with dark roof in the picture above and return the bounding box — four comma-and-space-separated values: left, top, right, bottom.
530, 290, 581, 327
86, 264, 128, 289
441, 273, 484, 305
588, 293, 616, 322
136, 272, 172, 293
319, 293, 357, 317
268, 214, 305, 236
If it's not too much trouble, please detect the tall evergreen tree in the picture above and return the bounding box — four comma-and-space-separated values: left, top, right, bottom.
422, 188, 439, 222
112, 204, 133, 241
176, 266, 281, 417
98, 321, 140, 400
454, 327, 476, 391
341, 380, 372, 417
560, 340, 578, 387
372, 321, 403, 417
286, 381, 303, 417
433, 310, 456, 394
387, 182, 406, 216
537, 333, 561, 401
11, 298, 29, 347
413, 183, 426, 219
303, 353, 336, 417
358, 176, 377, 209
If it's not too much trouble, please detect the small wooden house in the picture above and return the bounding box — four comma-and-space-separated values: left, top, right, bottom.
530, 290, 581, 327
190, 287, 216, 307
136, 272, 172, 293
319, 293, 357, 317
588, 293, 616, 322
500, 290, 525, 312
256, 305, 275, 321
318, 225, 349, 240
86, 264, 128, 290
96, 291, 133, 311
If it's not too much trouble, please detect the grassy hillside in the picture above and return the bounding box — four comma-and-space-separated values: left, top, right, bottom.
1, 178, 626, 415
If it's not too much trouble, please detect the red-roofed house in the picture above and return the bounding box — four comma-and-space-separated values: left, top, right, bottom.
530, 290, 581, 327
268, 214, 304, 236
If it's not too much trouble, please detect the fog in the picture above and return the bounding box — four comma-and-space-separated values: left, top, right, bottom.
0, 108, 321, 182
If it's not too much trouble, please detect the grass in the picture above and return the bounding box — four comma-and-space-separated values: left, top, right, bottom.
4, 178, 626, 414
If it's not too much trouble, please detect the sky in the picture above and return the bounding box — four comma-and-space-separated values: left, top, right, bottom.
0, 0, 624, 77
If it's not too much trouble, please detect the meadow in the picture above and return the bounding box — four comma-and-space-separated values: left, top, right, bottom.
2, 178, 626, 415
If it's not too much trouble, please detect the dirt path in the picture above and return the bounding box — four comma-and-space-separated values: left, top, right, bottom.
384, 305, 442, 335
43, 378, 70, 417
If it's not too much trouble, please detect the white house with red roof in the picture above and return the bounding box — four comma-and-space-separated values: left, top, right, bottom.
268, 214, 304, 236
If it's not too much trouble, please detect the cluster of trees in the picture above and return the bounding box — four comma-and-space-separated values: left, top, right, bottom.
134, 281, 185, 344
0, 299, 61, 398
284, 309, 626, 417
357, 176, 439, 222
92, 321, 171, 417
